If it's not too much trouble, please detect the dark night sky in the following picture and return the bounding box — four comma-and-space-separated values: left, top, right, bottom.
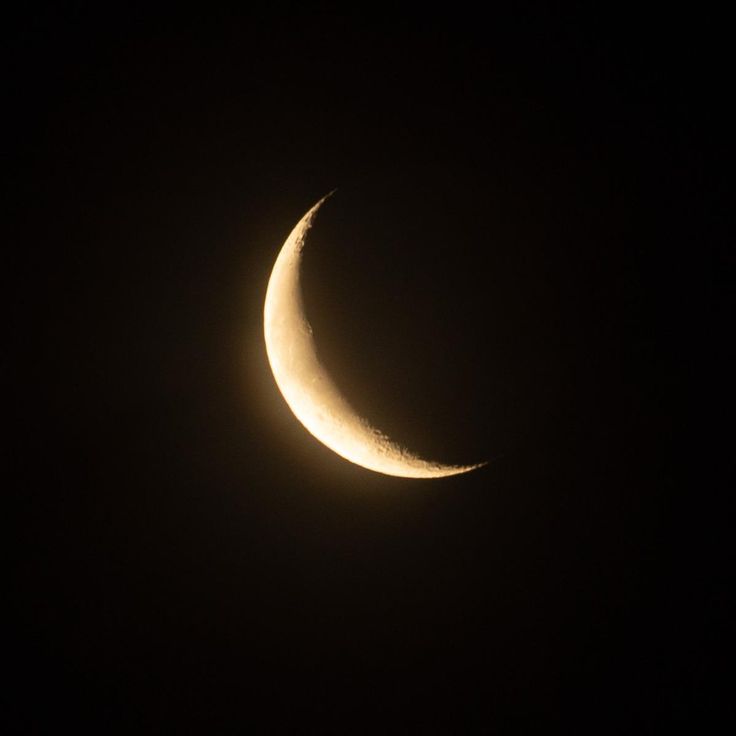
10, 5, 729, 732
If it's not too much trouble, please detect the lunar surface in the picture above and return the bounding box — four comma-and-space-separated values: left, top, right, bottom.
263, 192, 484, 479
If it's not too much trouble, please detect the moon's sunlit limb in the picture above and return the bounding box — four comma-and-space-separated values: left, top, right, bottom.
263, 192, 485, 479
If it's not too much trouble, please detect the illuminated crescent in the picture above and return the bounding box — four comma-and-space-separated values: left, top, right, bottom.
263, 193, 484, 479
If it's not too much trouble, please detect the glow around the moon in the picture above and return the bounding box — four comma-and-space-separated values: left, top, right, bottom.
263, 193, 485, 479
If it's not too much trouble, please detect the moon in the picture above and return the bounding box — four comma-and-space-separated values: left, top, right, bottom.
263, 193, 485, 479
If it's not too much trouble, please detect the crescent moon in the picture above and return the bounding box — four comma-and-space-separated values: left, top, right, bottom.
263, 193, 484, 479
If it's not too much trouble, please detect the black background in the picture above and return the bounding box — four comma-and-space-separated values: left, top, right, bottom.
10, 5, 729, 732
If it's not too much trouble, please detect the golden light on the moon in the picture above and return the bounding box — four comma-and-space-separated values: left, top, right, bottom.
263, 193, 485, 479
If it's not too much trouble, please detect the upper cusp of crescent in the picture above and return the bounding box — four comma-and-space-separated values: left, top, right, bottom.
285, 192, 333, 253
